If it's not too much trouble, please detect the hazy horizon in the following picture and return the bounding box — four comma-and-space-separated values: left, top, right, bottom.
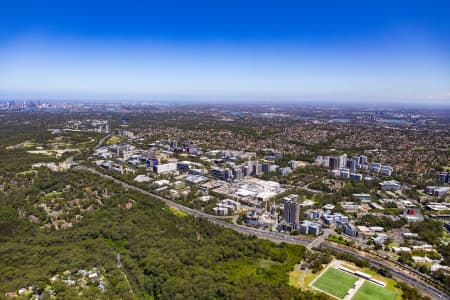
1, 1, 450, 104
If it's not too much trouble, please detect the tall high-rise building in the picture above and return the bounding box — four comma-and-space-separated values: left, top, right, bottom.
339, 154, 347, 168
224, 168, 231, 180
347, 159, 357, 172
243, 165, 250, 177
253, 163, 263, 176
329, 157, 340, 170
359, 156, 368, 166
352, 156, 360, 168
283, 200, 300, 226
232, 167, 243, 181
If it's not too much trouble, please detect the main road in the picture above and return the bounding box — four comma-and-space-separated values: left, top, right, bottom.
95, 134, 112, 148
76, 165, 313, 245
76, 165, 449, 300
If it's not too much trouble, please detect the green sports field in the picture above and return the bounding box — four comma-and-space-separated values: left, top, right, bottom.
352, 281, 397, 300
312, 267, 358, 299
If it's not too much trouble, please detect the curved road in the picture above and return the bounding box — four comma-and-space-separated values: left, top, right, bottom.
95, 134, 112, 148
77, 165, 449, 300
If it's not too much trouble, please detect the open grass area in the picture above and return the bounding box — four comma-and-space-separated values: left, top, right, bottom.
342, 263, 402, 299
168, 206, 188, 217
303, 269, 317, 287
312, 267, 358, 299
288, 268, 302, 288
16, 169, 38, 176
290, 266, 316, 289
257, 259, 277, 269
352, 281, 396, 300
105, 135, 122, 145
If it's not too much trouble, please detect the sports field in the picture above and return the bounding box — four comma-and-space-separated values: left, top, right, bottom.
352, 281, 397, 300
312, 267, 358, 299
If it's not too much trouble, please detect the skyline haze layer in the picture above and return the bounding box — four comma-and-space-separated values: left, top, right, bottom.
1, 1, 450, 105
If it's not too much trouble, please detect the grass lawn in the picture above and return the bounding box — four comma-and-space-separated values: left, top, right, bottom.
106, 135, 122, 145
288, 268, 302, 288
342, 263, 401, 299
168, 206, 188, 217
303, 270, 317, 287
352, 281, 396, 300
16, 169, 38, 176
312, 267, 358, 299
289, 267, 317, 289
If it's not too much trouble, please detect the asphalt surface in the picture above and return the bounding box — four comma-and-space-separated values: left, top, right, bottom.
77, 165, 449, 300
95, 134, 112, 148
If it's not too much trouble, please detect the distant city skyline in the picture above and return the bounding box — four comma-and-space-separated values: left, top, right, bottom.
1, 1, 450, 104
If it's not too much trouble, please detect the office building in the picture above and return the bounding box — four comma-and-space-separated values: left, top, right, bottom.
211, 167, 225, 179
317, 156, 330, 168
269, 163, 279, 173
426, 186, 450, 197
243, 165, 250, 177
379, 180, 401, 191
224, 168, 231, 180
329, 157, 340, 170
212, 206, 228, 216
438, 172, 449, 183
321, 213, 348, 226
359, 156, 368, 166
153, 162, 177, 174
272, 151, 283, 158
339, 154, 347, 168
177, 161, 191, 172
288, 160, 298, 169
187, 146, 198, 155
220, 199, 241, 211
380, 166, 393, 176
232, 167, 244, 181
339, 168, 350, 179
350, 173, 363, 181
299, 222, 310, 235
299, 221, 321, 236
283, 200, 300, 226
253, 163, 263, 176
279, 167, 292, 176
347, 159, 357, 172
343, 223, 358, 237
369, 163, 382, 173
352, 193, 371, 201
309, 223, 322, 235
262, 163, 278, 173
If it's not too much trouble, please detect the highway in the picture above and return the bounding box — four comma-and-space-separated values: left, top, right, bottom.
76, 165, 314, 245
77, 165, 449, 300
95, 134, 112, 148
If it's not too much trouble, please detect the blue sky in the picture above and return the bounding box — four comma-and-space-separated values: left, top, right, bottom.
1, 0, 450, 104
